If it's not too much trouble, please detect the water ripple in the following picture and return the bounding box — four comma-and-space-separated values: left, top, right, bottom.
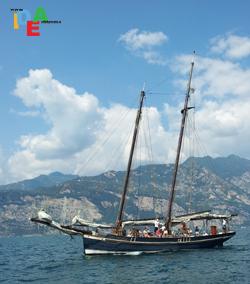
0, 229, 249, 284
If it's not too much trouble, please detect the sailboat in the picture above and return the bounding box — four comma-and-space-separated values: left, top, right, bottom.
31, 57, 236, 255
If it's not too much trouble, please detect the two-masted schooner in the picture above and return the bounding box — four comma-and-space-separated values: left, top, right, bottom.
31, 57, 236, 255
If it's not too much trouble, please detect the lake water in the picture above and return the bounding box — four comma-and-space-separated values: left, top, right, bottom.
0, 227, 249, 283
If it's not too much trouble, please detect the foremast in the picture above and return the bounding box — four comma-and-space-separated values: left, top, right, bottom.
166, 56, 195, 233
115, 90, 145, 234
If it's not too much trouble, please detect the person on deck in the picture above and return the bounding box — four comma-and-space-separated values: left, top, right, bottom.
156, 228, 162, 237
154, 218, 160, 233
161, 225, 168, 237
222, 219, 227, 233
195, 226, 199, 236
143, 227, 150, 237
181, 222, 189, 235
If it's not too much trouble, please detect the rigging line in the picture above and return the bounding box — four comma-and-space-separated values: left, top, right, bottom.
131, 100, 155, 219
190, 118, 210, 158
184, 103, 196, 213
189, 96, 196, 212
179, 102, 195, 213
110, 122, 135, 171
133, 130, 138, 219
191, 124, 218, 175
146, 77, 171, 92
139, 128, 142, 220
185, 81, 210, 164
143, 99, 158, 215
102, 102, 145, 172
147, 92, 179, 97
80, 95, 139, 174
144, 99, 154, 163
104, 101, 144, 178
190, 113, 195, 210
184, 75, 206, 214
139, 107, 151, 215
185, 112, 195, 212
102, 118, 135, 174
138, 134, 141, 220
133, 126, 141, 220
187, 104, 220, 177
143, 104, 152, 164
177, 107, 192, 213
141, 111, 152, 164
99, 123, 136, 217
78, 104, 137, 174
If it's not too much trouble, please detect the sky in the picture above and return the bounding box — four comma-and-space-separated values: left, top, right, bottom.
0, 0, 250, 184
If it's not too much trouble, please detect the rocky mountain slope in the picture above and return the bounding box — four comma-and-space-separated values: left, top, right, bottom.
0, 155, 249, 236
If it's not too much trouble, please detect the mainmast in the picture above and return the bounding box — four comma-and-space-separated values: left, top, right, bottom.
115, 90, 145, 232
166, 56, 195, 233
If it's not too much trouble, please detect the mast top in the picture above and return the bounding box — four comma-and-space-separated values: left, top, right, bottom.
191, 50, 196, 64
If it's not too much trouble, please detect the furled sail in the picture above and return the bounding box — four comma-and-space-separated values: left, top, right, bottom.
31, 210, 81, 235
71, 216, 113, 229
121, 210, 237, 227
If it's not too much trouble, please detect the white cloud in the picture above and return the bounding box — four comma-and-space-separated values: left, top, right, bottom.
210, 34, 250, 59
119, 28, 168, 65
3, 69, 173, 183
119, 28, 167, 50
142, 51, 167, 65
13, 69, 103, 159
2, 69, 104, 182
171, 52, 250, 160
193, 98, 250, 158
174, 55, 250, 99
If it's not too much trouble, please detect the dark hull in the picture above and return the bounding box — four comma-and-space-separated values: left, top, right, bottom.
83, 231, 236, 255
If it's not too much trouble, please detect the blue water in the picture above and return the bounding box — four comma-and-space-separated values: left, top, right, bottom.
0, 228, 249, 284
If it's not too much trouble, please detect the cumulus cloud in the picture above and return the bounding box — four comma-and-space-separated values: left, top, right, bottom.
174, 55, 250, 99
171, 52, 250, 159
4, 69, 172, 183
13, 69, 103, 159
119, 28, 168, 65
210, 34, 250, 59
2, 69, 104, 182
119, 28, 167, 50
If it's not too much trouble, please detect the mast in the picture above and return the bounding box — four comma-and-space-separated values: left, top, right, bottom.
115, 90, 145, 230
166, 57, 195, 233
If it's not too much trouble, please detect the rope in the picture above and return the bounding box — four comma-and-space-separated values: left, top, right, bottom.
77, 97, 138, 175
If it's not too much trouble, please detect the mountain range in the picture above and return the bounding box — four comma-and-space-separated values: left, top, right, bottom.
0, 155, 249, 236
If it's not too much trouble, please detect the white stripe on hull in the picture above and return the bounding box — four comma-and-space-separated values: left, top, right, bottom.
85, 249, 144, 255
